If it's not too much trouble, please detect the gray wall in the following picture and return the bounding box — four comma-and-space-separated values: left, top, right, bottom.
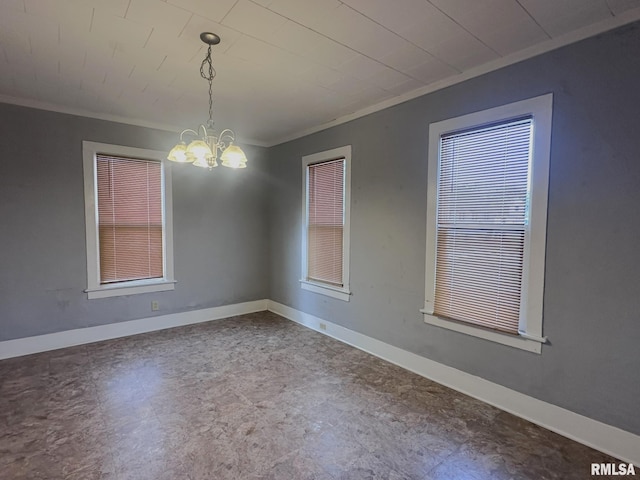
1, 21, 638, 438
0, 104, 270, 341
267, 23, 640, 435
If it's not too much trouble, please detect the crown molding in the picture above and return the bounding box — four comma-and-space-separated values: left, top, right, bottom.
0, 94, 269, 147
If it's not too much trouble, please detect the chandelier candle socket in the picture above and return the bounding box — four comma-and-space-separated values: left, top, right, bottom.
167, 32, 248, 170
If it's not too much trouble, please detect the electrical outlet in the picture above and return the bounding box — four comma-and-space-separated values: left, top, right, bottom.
319, 323, 327, 331
151, 301, 159, 311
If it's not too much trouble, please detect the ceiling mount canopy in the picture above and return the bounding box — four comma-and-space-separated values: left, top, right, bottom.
167, 32, 247, 170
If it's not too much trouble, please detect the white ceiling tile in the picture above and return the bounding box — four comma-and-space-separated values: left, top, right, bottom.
0, 10, 33, 52
50, 71, 83, 91
0, 0, 25, 13
336, 55, 391, 81
429, 0, 548, 55
398, 4, 481, 52
6, 62, 37, 83
84, 0, 132, 18
31, 49, 60, 76
302, 35, 359, 69
34, 76, 62, 101
225, 36, 308, 75
297, 63, 344, 88
518, 0, 612, 37
57, 46, 86, 74
364, 66, 415, 91
404, 57, 458, 84
144, 29, 203, 60
23, 17, 61, 61
265, 21, 320, 55
480, 22, 549, 56
24, 0, 92, 24
429, 31, 499, 71
155, 52, 194, 79
126, 0, 192, 38
222, 0, 287, 40
6, 75, 39, 100
140, 83, 186, 104
85, 54, 135, 83
0, 31, 31, 60
91, 10, 152, 50
116, 48, 165, 74
342, 0, 439, 35
179, 15, 242, 53
2, 42, 33, 66
266, 0, 341, 28
324, 76, 385, 99
606, 0, 640, 14
312, 4, 410, 60
166, 0, 237, 23
379, 42, 438, 73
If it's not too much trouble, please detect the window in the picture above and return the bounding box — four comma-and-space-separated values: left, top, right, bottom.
422, 94, 552, 353
301, 145, 351, 301
83, 141, 174, 299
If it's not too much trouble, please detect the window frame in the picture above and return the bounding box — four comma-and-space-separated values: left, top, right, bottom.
422, 94, 553, 354
82, 141, 175, 299
300, 145, 352, 302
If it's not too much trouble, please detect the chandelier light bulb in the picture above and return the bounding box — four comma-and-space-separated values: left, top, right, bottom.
220, 144, 248, 169
167, 142, 192, 163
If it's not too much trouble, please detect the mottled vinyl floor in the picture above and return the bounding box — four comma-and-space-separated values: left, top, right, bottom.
0, 311, 622, 479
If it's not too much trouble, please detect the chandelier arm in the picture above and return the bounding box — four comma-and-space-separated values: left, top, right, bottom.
217, 129, 235, 145
179, 129, 199, 142
198, 124, 209, 138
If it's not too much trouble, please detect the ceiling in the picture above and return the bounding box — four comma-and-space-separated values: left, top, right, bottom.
1, 0, 639, 146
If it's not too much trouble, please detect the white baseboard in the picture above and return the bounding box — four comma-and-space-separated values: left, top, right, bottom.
0, 299, 268, 360
267, 300, 640, 467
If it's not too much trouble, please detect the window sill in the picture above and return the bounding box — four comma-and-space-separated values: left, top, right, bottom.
421, 311, 544, 354
300, 280, 351, 302
86, 279, 176, 299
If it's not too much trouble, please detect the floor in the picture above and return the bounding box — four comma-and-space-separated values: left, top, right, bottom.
0, 311, 622, 480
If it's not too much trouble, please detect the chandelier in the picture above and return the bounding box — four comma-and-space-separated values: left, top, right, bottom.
167, 32, 247, 169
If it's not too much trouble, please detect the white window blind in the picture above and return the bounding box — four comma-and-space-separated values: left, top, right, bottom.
96, 154, 163, 284
307, 158, 345, 286
434, 118, 532, 334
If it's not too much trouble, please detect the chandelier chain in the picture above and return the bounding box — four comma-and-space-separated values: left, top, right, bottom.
200, 45, 217, 126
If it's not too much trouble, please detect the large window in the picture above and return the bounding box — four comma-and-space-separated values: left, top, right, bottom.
423, 95, 552, 353
301, 145, 351, 302
83, 142, 174, 299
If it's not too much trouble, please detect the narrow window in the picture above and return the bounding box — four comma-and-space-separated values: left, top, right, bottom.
307, 159, 345, 287
301, 146, 351, 301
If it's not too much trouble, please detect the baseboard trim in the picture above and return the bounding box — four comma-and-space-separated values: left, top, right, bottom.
0, 299, 268, 360
267, 300, 640, 466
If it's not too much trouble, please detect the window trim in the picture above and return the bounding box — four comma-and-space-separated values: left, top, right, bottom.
300, 145, 352, 302
422, 94, 553, 354
82, 141, 175, 299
